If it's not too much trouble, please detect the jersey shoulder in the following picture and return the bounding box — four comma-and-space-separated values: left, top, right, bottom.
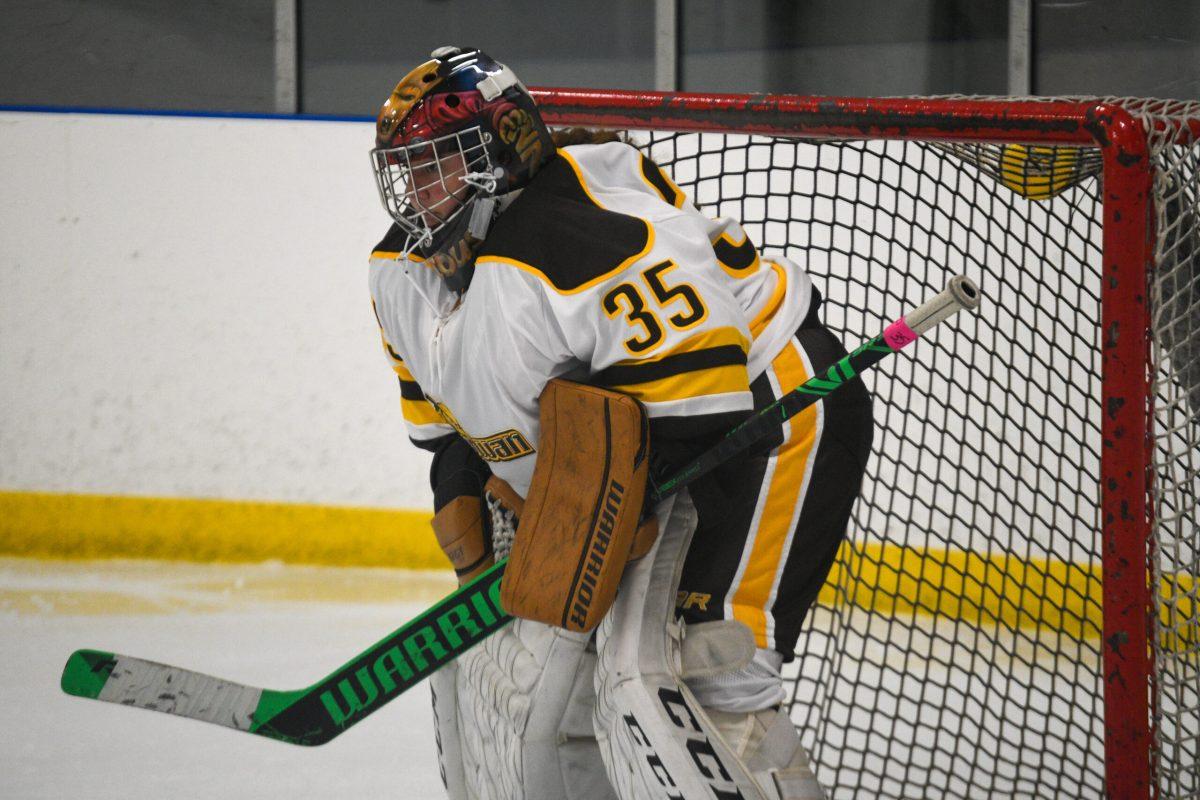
565, 141, 687, 209
476, 148, 653, 294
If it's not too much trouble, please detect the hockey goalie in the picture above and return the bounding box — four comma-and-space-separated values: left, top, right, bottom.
367, 47, 874, 800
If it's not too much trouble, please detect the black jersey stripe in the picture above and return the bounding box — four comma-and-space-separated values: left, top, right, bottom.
712, 234, 758, 272
648, 408, 752, 448
398, 377, 426, 401
591, 344, 748, 388
640, 154, 683, 208
384, 340, 405, 363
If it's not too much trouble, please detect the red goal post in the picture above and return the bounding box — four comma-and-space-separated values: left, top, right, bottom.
529, 89, 1199, 799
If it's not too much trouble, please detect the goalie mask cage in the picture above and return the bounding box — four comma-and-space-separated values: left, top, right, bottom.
532, 90, 1199, 799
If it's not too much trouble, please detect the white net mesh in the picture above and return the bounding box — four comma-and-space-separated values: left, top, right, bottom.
624, 96, 1199, 798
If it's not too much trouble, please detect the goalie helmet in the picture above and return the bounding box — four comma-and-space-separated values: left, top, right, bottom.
370, 46, 555, 292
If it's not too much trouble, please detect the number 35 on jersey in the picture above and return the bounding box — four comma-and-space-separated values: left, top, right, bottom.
603, 260, 709, 355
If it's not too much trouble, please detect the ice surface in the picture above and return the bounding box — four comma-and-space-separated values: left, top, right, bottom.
0, 558, 455, 799
0, 555, 1122, 799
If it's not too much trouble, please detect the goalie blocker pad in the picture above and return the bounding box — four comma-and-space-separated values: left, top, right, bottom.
501, 379, 652, 633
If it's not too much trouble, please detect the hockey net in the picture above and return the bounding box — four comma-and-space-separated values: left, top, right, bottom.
535, 91, 1199, 799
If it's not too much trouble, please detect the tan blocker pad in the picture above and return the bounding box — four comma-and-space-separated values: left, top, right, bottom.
431, 495, 494, 585
500, 379, 653, 633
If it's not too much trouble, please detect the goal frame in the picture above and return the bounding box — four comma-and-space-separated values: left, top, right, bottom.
530, 87, 1172, 799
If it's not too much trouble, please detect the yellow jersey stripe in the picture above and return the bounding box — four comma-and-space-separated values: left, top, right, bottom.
391, 360, 416, 383
401, 397, 445, 427
749, 262, 788, 339
559, 149, 612, 209
718, 252, 761, 280
638, 154, 687, 208
731, 341, 818, 647
372, 250, 426, 263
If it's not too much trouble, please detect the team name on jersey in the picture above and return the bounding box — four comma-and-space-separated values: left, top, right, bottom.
429, 398, 535, 462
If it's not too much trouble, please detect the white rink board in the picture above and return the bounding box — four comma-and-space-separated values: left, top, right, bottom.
0, 111, 431, 509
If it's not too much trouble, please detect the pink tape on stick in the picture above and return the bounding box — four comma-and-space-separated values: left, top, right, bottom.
883, 317, 920, 351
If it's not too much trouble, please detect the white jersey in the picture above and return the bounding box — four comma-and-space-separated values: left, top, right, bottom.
368, 142, 813, 496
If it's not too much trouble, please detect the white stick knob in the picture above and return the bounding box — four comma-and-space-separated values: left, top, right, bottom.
882, 275, 981, 351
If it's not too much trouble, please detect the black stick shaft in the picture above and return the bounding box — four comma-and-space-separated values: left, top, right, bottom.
650, 335, 894, 502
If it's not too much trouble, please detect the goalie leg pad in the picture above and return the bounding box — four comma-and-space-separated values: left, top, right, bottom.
593, 493, 778, 800
432, 615, 617, 800
704, 707, 827, 800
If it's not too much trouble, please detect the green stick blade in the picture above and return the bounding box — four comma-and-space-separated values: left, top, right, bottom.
248, 560, 511, 745
61, 649, 117, 698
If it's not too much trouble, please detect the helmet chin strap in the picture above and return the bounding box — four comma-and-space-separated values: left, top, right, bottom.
462, 170, 500, 194
466, 196, 497, 241
442, 187, 525, 294
465, 185, 523, 246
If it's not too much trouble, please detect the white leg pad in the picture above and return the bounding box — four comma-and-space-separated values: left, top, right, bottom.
432, 616, 616, 799
705, 707, 827, 800
593, 493, 778, 800
431, 661, 470, 798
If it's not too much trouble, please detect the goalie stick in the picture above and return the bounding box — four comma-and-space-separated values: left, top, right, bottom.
60, 276, 980, 746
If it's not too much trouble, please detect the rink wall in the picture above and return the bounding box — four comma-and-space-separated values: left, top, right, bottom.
0, 109, 449, 567
5, 108, 1177, 640
0, 110, 431, 508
